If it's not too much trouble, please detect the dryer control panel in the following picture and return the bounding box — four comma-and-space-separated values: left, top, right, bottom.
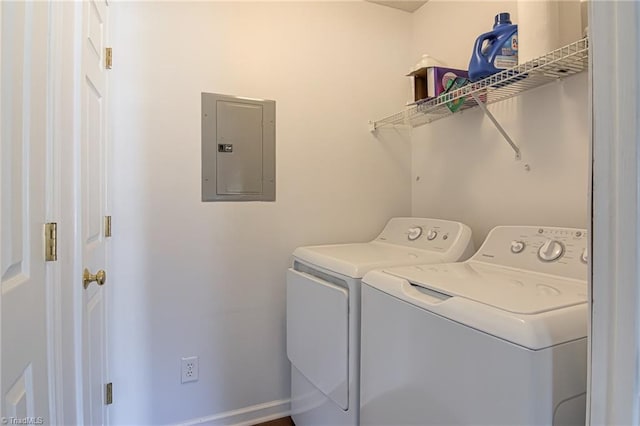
472, 226, 588, 281
375, 217, 474, 258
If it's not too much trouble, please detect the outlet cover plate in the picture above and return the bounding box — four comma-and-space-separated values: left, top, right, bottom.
181, 356, 199, 383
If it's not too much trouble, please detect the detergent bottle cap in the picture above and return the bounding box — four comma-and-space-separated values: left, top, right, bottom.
494, 12, 512, 27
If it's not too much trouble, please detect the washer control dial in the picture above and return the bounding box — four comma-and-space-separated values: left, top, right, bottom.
581, 247, 588, 264
538, 239, 565, 262
407, 227, 423, 241
510, 240, 525, 254
426, 229, 438, 241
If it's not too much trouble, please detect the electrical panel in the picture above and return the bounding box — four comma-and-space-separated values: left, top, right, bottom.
201, 93, 275, 201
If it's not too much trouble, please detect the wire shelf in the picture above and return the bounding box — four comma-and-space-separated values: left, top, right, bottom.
372, 37, 588, 130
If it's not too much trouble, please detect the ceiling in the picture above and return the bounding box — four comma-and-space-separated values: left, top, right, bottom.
366, 1, 428, 13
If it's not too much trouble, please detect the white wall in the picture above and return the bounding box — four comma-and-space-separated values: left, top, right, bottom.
409, 1, 589, 248
109, 2, 412, 425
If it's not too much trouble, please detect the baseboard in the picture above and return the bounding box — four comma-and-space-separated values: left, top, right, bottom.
174, 399, 291, 426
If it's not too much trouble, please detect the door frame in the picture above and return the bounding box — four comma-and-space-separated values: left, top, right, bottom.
47, 3, 66, 425
50, 2, 95, 424
589, 1, 640, 424
0, 2, 4, 422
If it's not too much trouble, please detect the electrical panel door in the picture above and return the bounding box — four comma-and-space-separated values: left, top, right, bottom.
216, 101, 263, 195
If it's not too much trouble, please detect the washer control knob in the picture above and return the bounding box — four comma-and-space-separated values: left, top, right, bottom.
426, 229, 438, 241
581, 247, 588, 264
538, 239, 565, 262
407, 227, 423, 241
510, 240, 525, 254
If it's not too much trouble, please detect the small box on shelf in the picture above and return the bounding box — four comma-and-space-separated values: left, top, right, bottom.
408, 66, 469, 103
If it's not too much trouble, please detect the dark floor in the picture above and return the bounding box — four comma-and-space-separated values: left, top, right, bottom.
254, 416, 295, 426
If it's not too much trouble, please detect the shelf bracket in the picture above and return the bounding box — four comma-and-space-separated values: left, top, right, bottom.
470, 93, 521, 160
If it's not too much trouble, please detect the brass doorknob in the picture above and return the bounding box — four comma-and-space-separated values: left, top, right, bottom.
83, 268, 107, 289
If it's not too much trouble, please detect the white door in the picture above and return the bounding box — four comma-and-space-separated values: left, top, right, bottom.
0, 1, 53, 424
80, 0, 110, 424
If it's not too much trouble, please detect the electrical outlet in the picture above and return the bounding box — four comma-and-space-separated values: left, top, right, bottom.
181, 356, 199, 383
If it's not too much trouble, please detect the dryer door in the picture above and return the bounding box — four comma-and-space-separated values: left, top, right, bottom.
286, 268, 349, 409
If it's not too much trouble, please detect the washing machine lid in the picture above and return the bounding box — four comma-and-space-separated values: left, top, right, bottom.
384, 261, 588, 315
364, 265, 588, 350
294, 242, 449, 279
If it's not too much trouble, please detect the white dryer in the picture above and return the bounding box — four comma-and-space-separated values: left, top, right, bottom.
286, 217, 474, 426
360, 225, 589, 426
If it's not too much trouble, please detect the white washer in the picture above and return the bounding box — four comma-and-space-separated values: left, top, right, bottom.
360, 225, 589, 426
287, 217, 474, 426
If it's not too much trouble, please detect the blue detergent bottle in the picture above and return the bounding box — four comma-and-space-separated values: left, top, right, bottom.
468, 13, 518, 82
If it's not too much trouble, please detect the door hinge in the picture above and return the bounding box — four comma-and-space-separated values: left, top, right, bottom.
45, 223, 57, 262
105, 382, 113, 405
105, 216, 112, 238
105, 47, 113, 69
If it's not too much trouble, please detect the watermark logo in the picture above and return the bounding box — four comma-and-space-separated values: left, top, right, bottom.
1, 417, 45, 425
